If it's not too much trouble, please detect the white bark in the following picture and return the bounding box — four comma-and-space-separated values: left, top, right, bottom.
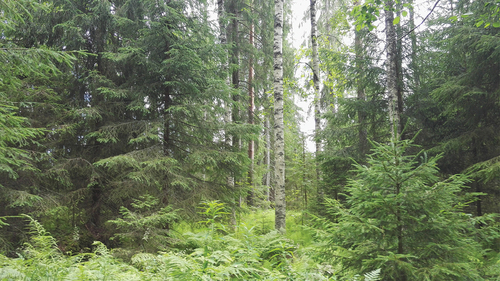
385, 0, 400, 139
355, 1, 367, 157
310, 0, 321, 177
273, 0, 286, 232
408, 0, 420, 90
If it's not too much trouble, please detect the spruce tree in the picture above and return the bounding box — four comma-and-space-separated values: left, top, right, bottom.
316, 137, 483, 280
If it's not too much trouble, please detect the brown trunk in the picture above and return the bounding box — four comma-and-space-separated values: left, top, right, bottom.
163, 88, 172, 157
396, 4, 404, 138
229, 0, 241, 210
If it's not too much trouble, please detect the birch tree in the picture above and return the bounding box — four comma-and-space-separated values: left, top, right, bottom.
310, 0, 321, 179
385, 0, 401, 139
354, 1, 367, 158
273, 0, 286, 232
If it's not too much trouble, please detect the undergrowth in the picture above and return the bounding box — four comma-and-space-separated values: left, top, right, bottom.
0, 203, 373, 280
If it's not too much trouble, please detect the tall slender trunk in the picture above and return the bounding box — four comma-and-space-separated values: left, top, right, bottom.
385, 0, 400, 139
230, 0, 241, 209
408, 0, 420, 90
396, 182, 405, 280
264, 116, 271, 201
247, 20, 255, 206
310, 0, 321, 182
395, 3, 404, 137
472, 137, 483, 218
273, 0, 286, 232
354, 1, 367, 158
217, 0, 227, 46
302, 135, 307, 210
388, 4, 404, 278
218, 0, 237, 226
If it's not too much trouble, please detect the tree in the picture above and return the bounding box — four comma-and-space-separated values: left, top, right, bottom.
385, 0, 401, 139
354, 0, 368, 159
310, 0, 321, 181
407, 0, 500, 217
273, 0, 286, 232
0, 0, 253, 252
315, 137, 483, 280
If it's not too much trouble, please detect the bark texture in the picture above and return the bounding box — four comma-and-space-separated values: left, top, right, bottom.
385, 0, 401, 139
273, 0, 286, 232
247, 21, 255, 206
264, 116, 271, 201
408, 0, 420, 90
220, 0, 236, 225
355, 28, 367, 158
310, 0, 321, 177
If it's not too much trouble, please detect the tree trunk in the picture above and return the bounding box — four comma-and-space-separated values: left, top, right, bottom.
218, 0, 237, 226
354, 1, 367, 158
247, 20, 255, 207
264, 116, 271, 202
395, 3, 404, 138
385, 0, 400, 139
408, 0, 420, 90
273, 0, 286, 232
310, 0, 321, 182
230, 0, 241, 209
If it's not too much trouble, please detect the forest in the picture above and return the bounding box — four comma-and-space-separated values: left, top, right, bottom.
1, 0, 500, 280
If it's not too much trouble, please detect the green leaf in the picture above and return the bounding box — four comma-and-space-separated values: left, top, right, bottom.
402, 10, 408, 17
393, 16, 400, 25
493, 22, 500, 28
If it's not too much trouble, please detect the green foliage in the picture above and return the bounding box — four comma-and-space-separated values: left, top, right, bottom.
107, 195, 179, 253
408, 0, 500, 216
0, 207, 334, 280
351, 0, 413, 31
314, 137, 484, 280
198, 200, 229, 234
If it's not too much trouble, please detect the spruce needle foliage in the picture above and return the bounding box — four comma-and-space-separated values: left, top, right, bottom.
314, 137, 483, 280
107, 194, 179, 253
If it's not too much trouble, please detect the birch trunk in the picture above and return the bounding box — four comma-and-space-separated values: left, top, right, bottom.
385, 0, 400, 140
310, 0, 321, 179
408, 0, 420, 90
354, 15, 367, 158
386, 3, 405, 280
273, 0, 286, 232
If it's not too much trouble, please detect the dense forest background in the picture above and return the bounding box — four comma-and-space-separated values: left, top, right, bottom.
1, 0, 500, 279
